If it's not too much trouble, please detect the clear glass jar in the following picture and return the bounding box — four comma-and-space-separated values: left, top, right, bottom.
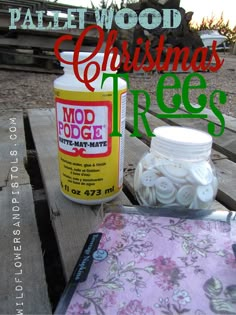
134, 126, 218, 209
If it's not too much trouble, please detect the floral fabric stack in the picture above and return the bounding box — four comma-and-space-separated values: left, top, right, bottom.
64, 212, 236, 315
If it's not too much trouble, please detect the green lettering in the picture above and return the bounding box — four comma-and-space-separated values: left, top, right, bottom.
208, 90, 227, 137
130, 90, 154, 137
182, 73, 207, 113
101, 73, 129, 137
156, 73, 181, 113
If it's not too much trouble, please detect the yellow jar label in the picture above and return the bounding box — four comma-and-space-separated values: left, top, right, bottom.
54, 88, 126, 202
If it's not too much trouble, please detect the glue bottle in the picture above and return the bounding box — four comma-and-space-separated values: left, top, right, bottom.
54, 52, 127, 204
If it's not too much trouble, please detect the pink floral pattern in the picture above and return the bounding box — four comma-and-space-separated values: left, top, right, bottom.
173, 289, 191, 305
117, 300, 155, 315
102, 213, 127, 230
65, 213, 236, 315
153, 256, 177, 272
225, 252, 236, 269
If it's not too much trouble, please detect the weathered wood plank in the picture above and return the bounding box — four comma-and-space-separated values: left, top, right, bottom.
214, 159, 236, 210
167, 117, 236, 161
0, 111, 51, 314
27, 108, 131, 280
139, 102, 236, 161
0, 185, 52, 315
126, 103, 226, 160
180, 105, 236, 133
131, 75, 235, 133
0, 33, 96, 51
0, 64, 63, 74
0, 111, 28, 188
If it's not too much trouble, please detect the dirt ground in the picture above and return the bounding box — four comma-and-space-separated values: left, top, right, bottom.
0, 52, 235, 117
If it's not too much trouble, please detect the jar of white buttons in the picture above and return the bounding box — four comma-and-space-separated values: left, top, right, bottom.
134, 126, 218, 209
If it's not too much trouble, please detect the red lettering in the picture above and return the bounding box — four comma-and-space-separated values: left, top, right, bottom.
155, 35, 165, 71
62, 108, 95, 125
102, 29, 120, 71
209, 41, 224, 71
71, 124, 80, 139
143, 40, 155, 72
81, 126, 91, 140
84, 109, 95, 124
130, 38, 148, 72
74, 109, 83, 124
163, 46, 191, 72
64, 123, 71, 137
73, 25, 104, 91
190, 47, 210, 72
93, 126, 103, 140
121, 41, 132, 71
59, 122, 103, 140
58, 121, 63, 135
54, 25, 104, 91
54, 34, 74, 66
63, 107, 75, 123
54, 27, 224, 87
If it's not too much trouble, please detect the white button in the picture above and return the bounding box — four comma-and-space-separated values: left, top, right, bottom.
142, 153, 156, 170
137, 187, 149, 206
162, 203, 180, 208
162, 164, 188, 178
134, 163, 143, 191
189, 196, 198, 209
144, 187, 153, 202
155, 177, 176, 198
159, 165, 188, 184
211, 176, 218, 196
176, 185, 195, 206
190, 196, 211, 209
142, 187, 149, 199
138, 194, 149, 206
197, 184, 214, 203
156, 192, 176, 205
189, 162, 213, 185
141, 170, 158, 187
186, 175, 196, 184
149, 187, 157, 205
197, 200, 212, 209
141, 187, 156, 206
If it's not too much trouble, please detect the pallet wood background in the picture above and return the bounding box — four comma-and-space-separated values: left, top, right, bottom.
27, 104, 234, 282
0, 0, 98, 72
0, 111, 51, 314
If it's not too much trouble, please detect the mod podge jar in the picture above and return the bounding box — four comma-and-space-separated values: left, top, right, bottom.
54, 52, 127, 204
134, 126, 218, 209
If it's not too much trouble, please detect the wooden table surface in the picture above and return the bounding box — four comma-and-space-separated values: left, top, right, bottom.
1, 98, 235, 314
